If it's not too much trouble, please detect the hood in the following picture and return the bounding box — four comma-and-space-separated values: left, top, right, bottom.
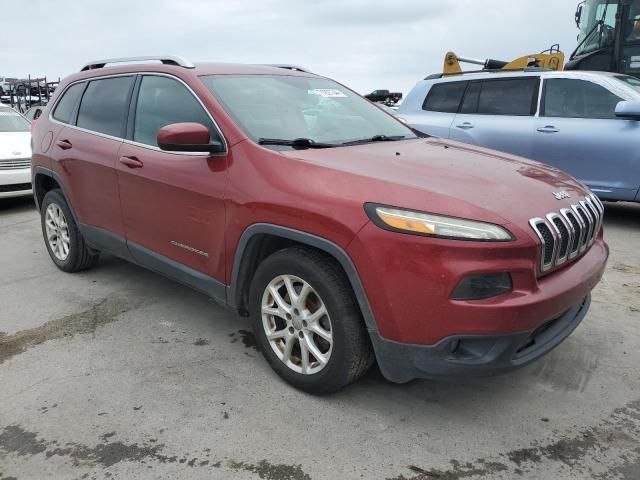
0, 132, 32, 159
279, 137, 591, 228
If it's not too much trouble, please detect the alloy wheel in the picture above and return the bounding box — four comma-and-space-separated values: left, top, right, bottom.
261, 274, 333, 375
45, 203, 70, 261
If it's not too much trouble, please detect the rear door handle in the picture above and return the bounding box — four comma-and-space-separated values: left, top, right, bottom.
537, 126, 559, 133
55, 139, 72, 150
119, 156, 144, 169
455, 122, 474, 130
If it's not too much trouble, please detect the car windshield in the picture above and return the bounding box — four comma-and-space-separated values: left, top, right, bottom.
616, 75, 640, 93
0, 108, 30, 132
201, 75, 414, 146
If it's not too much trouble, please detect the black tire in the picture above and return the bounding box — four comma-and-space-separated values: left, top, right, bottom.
250, 247, 373, 394
40, 189, 99, 272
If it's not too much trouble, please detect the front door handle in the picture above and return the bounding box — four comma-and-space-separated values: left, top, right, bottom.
119, 156, 144, 169
55, 139, 72, 150
537, 125, 559, 133
456, 122, 474, 130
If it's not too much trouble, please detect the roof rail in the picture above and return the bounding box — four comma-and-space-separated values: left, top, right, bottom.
80, 55, 194, 71
424, 66, 553, 80
263, 64, 311, 73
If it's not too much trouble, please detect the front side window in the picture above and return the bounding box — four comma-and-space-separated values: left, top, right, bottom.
0, 107, 30, 132
77, 76, 134, 137
543, 78, 622, 119
422, 82, 467, 113
201, 75, 415, 145
476, 78, 538, 116
575, 0, 619, 56
133, 75, 215, 147
625, 2, 640, 42
52, 82, 85, 124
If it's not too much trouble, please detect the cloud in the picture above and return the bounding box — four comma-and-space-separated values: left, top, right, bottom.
1, 0, 581, 95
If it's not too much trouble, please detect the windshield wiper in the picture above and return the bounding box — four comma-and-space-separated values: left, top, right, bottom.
258, 137, 336, 149
341, 134, 406, 146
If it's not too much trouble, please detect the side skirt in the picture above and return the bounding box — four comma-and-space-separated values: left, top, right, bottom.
80, 224, 227, 305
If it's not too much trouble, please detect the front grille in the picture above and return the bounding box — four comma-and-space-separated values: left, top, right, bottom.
0, 183, 32, 193
529, 194, 604, 274
0, 158, 31, 170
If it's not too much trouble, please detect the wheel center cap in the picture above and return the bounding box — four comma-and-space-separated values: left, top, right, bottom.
292, 317, 303, 330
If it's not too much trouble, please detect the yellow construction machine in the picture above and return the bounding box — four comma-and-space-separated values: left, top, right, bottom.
442, 45, 566, 75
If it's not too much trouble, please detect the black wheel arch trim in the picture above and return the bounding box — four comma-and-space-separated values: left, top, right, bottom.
32, 166, 80, 224
228, 223, 379, 333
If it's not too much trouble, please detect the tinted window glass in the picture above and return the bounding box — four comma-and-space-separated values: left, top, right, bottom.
477, 78, 538, 116
460, 82, 481, 113
624, 2, 640, 42
52, 83, 85, 124
134, 76, 215, 147
422, 82, 467, 113
77, 76, 134, 137
543, 78, 622, 119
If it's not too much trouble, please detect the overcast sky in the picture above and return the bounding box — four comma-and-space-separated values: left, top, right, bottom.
2, 0, 581, 95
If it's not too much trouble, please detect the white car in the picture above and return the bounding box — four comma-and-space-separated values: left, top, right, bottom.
0, 106, 32, 198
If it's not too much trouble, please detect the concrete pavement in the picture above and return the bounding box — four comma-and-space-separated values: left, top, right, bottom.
0, 197, 639, 480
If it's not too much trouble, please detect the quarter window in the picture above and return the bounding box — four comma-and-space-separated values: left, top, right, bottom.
542, 78, 622, 119
133, 75, 215, 147
422, 82, 467, 113
77, 76, 134, 137
476, 78, 538, 116
52, 83, 85, 124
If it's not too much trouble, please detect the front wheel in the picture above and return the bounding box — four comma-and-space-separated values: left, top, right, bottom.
250, 247, 373, 394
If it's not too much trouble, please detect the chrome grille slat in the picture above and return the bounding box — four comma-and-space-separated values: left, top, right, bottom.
560, 208, 580, 258
547, 213, 570, 265
583, 199, 599, 245
0, 158, 31, 170
530, 195, 603, 274
587, 194, 603, 233
573, 204, 590, 253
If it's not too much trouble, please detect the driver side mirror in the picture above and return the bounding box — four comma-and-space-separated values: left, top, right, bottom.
157, 122, 225, 153
615, 100, 640, 120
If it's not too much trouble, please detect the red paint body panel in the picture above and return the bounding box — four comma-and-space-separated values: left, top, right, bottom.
348, 223, 607, 344
116, 142, 227, 279
51, 128, 125, 237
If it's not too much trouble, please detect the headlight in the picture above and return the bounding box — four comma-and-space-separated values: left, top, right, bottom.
365, 204, 513, 241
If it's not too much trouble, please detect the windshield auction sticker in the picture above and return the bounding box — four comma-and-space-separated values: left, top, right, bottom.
308, 89, 347, 98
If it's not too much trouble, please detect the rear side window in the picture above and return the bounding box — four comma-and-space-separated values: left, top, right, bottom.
52, 83, 85, 124
476, 78, 538, 116
77, 76, 134, 137
542, 78, 622, 119
133, 75, 215, 147
422, 82, 467, 113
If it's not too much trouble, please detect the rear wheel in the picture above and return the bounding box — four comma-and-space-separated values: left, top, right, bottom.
41, 189, 99, 272
250, 247, 373, 394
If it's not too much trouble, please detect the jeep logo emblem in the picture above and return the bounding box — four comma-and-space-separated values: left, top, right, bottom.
552, 191, 570, 200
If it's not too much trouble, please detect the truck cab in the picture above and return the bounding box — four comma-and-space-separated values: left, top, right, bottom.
568, 0, 640, 77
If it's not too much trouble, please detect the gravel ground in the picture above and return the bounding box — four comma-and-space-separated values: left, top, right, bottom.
0, 196, 639, 480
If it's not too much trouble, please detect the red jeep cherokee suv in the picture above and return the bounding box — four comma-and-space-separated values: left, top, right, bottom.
31, 56, 608, 393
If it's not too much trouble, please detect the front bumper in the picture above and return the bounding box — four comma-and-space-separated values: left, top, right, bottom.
0, 167, 32, 198
372, 294, 590, 383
